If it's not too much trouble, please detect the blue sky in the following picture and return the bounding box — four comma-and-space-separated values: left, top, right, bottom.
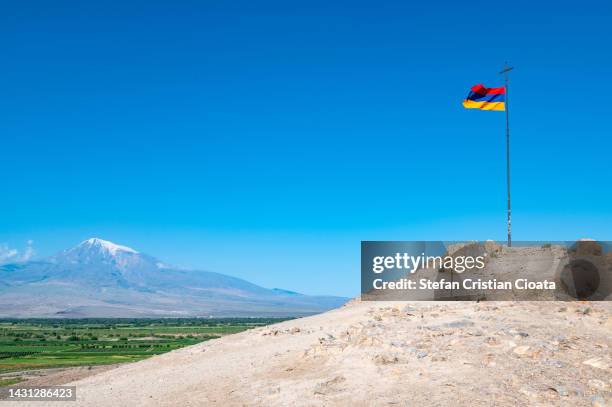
1, 0, 610, 296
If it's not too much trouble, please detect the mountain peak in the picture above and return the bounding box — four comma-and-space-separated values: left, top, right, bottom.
1, 238, 347, 318
79, 238, 138, 255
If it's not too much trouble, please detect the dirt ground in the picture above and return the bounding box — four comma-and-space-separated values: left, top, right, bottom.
3, 299, 610, 407
1, 365, 119, 388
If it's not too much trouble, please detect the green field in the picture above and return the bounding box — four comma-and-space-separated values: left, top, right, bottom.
0, 318, 288, 376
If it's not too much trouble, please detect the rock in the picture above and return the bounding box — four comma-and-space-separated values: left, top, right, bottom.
588, 379, 610, 391
591, 395, 607, 407
484, 240, 502, 255
545, 359, 565, 368
373, 354, 399, 365
542, 341, 559, 351
519, 387, 538, 399
552, 335, 567, 343
313, 376, 346, 395
416, 351, 428, 359
485, 337, 500, 346
513, 345, 531, 357
572, 385, 585, 397
584, 358, 610, 370
443, 319, 474, 329
574, 239, 603, 256
548, 385, 569, 397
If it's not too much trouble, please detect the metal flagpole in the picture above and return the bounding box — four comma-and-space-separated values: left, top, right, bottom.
500, 64, 513, 247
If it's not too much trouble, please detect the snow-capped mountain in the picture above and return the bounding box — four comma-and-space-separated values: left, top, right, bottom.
63, 238, 138, 259
0, 238, 347, 318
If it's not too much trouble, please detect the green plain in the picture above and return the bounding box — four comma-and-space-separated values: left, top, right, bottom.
0, 318, 288, 376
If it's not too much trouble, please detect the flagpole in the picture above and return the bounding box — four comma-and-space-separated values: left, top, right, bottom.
500, 64, 513, 247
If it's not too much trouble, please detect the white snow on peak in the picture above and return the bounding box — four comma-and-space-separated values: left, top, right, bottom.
81, 238, 138, 255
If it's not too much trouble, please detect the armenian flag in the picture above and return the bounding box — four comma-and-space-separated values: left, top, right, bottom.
463, 84, 506, 111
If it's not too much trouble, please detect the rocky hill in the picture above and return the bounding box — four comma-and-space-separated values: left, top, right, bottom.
14, 298, 610, 406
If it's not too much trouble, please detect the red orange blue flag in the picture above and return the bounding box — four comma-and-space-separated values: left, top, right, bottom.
463, 84, 506, 111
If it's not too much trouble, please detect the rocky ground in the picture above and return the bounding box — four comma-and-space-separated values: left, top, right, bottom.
4, 300, 610, 406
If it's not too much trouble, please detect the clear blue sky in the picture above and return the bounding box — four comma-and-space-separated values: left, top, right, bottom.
1, 1, 610, 296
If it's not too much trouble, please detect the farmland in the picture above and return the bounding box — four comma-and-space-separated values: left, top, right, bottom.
0, 318, 288, 381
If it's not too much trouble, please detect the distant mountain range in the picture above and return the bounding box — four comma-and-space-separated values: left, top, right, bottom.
0, 238, 347, 318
